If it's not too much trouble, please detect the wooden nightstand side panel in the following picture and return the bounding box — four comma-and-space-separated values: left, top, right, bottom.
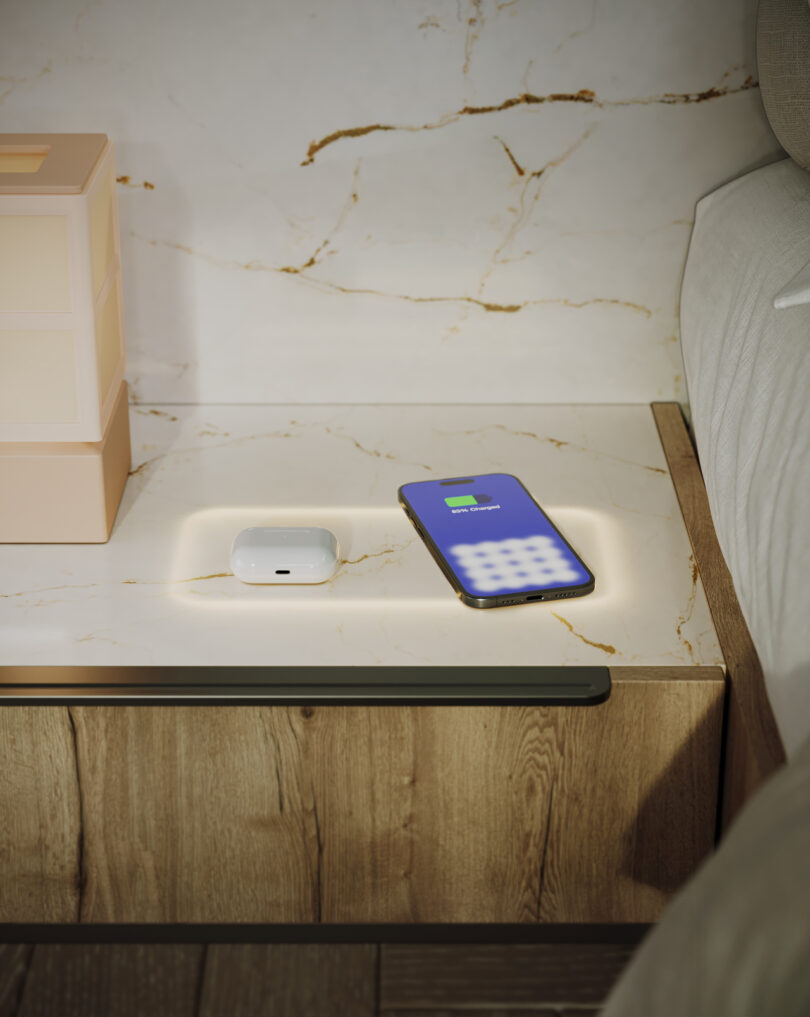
652, 403, 786, 829
0, 673, 725, 924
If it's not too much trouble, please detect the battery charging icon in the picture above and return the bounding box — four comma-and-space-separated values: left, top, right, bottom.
444, 493, 492, 507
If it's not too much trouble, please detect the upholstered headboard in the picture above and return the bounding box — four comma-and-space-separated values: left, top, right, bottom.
758, 0, 810, 169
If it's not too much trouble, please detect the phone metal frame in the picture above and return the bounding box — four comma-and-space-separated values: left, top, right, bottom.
398, 473, 595, 609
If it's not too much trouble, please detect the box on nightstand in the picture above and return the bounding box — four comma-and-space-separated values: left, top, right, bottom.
0, 133, 125, 443
0, 380, 131, 543
0, 134, 131, 542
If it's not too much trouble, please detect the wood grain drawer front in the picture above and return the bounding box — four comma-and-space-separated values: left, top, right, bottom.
0, 668, 724, 924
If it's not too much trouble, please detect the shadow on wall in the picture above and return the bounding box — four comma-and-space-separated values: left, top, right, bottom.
117, 142, 198, 408
111, 142, 197, 532
627, 691, 725, 896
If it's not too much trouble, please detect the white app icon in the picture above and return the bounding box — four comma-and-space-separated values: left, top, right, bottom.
449, 535, 580, 593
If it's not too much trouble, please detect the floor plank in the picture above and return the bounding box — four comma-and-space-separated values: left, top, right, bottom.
198, 944, 378, 1017
383, 1010, 602, 1017
2, 942, 622, 1016
15, 945, 204, 1017
380, 943, 633, 1009
0, 945, 33, 1017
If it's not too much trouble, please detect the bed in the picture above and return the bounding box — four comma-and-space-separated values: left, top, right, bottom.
602, 1, 810, 1011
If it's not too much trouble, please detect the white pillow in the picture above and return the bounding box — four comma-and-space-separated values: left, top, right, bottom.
601, 734, 810, 1017
774, 256, 810, 307
679, 158, 810, 758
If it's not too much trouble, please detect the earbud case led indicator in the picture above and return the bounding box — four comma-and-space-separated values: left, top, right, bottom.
230, 526, 340, 584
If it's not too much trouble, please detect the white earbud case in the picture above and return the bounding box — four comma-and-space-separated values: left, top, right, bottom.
230, 526, 340, 584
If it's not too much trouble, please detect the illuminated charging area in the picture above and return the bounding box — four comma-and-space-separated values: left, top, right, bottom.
170, 505, 620, 611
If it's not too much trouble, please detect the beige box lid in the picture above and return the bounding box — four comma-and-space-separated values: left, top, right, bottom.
0, 133, 108, 194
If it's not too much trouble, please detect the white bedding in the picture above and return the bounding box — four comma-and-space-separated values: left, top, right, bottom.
680, 158, 810, 756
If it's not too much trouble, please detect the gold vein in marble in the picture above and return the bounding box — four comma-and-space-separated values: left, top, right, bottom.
0, 582, 98, 600
0, 62, 51, 104
128, 454, 165, 478
341, 545, 404, 566
553, 0, 599, 54
329, 540, 417, 591
131, 234, 652, 320
302, 124, 396, 166
462, 0, 483, 76
557, 218, 693, 240
127, 427, 302, 479
122, 572, 233, 586
282, 161, 362, 275
324, 426, 433, 472
133, 408, 178, 421
74, 0, 103, 32
546, 296, 652, 317
326, 428, 396, 461
301, 77, 758, 164
117, 176, 155, 190
476, 127, 596, 300
495, 137, 525, 175
75, 633, 127, 647
200, 421, 232, 437
538, 433, 667, 474
442, 424, 666, 474
675, 555, 699, 664
552, 612, 617, 655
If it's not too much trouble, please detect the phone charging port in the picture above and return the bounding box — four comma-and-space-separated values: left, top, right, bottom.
526, 594, 544, 602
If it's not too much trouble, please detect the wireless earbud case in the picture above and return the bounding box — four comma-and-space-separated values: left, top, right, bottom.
230, 526, 340, 584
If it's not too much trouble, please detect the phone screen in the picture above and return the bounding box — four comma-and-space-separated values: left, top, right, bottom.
399, 473, 593, 604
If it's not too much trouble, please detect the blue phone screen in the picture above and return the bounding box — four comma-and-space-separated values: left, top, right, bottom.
400, 473, 591, 598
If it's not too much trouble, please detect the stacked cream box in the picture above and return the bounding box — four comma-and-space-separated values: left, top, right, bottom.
0, 134, 130, 541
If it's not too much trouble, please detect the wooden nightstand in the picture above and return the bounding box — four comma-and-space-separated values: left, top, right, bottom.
0, 404, 726, 925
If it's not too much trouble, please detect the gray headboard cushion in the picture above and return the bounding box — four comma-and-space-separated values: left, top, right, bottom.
757, 0, 810, 169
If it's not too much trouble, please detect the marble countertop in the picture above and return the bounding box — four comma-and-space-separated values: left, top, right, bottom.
0, 404, 722, 669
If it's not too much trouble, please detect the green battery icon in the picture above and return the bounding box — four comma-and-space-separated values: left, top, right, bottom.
445, 495, 477, 507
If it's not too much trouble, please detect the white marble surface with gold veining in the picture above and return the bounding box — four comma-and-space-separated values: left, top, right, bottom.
0, 0, 780, 406
0, 404, 723, 668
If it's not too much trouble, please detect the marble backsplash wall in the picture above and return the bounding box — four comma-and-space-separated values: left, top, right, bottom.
2, 0, 780, 405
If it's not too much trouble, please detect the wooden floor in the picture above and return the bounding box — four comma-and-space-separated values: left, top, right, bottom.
0, 942, 634, 1016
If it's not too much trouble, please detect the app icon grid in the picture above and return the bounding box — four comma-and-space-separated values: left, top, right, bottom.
449, 535, 582, 593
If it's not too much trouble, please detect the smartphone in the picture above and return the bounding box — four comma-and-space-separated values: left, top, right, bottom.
399, 473, 594, 608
